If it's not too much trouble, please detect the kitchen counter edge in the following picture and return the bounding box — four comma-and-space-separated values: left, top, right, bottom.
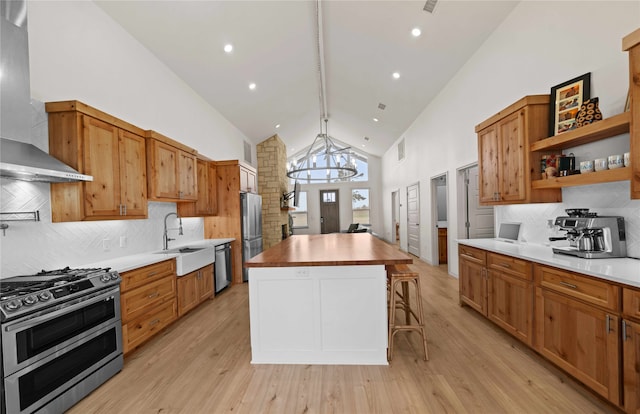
457, 239, 640, 288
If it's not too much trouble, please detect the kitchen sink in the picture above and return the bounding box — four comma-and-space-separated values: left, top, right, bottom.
155, 246, 215, 276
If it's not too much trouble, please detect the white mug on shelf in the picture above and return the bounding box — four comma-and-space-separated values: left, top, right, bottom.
594, 158, 608, 172
608, 154, 624, 169
625, 152, 631, 167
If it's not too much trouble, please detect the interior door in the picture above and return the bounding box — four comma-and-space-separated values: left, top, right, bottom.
406, 183, 420, 257
467, 166, 495, 238
320, 189, 340, 234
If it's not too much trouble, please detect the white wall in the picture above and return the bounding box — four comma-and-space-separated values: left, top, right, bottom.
0, 2, 250, 277
381, 1, 640, 275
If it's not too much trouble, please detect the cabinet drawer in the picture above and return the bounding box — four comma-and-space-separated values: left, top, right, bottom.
121, 259, 176, 291
623, 288, 640, 320
535, 265, 619, 311
122, 299, 177, 355
487, 253, 531, 280
459, 245, 486, 265
121, 276, 176, 323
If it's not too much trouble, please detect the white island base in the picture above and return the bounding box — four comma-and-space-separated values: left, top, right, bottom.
248, 265, 388, 365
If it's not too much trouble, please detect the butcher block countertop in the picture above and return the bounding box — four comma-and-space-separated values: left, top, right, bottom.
245, 233, 412, 267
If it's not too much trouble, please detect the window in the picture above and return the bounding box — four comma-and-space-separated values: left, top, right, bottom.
290, 191, 308, 228
352, 189, 370, 225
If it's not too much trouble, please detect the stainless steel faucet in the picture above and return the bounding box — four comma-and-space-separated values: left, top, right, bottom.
163, 212, 183, 250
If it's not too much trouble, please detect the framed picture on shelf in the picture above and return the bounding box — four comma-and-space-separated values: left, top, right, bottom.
548, 73, 591, 136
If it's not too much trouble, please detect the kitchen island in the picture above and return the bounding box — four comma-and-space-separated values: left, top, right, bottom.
245, 233, 412, 365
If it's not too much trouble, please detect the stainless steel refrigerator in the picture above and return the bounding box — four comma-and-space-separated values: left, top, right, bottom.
241, 192, 263, 281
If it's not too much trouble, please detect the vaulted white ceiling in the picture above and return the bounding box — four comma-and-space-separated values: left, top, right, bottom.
95, 1, 518, 158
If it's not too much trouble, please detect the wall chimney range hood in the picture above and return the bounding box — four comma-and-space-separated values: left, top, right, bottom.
0, 0, 92, 183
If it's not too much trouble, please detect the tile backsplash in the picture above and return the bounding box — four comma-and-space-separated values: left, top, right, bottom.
496, 181, 640, 259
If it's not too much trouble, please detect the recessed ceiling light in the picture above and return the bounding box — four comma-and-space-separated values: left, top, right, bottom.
362, 144, 366, 147
392, 72, 400, 79
224, 44, 233, 53
411, 28, 421, 37
373, 118, 379, 122
275, 124, 280, 129
249, 83, 256, 90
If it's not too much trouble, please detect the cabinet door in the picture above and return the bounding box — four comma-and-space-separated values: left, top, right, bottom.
207, 163, 218, 215
477, 125, 500, 204
82, 116, 122, 217
198, 265, 214, 301
438, 228, 447, 264
488, 270, 532, 345
623, 319, 640, 414
178, 151, 197, 200
459, 257, 487, 315
177, 272, 199, 316
536, 288, 620, 404
240, 165, 257, 193
498, 111, 526, 202
118, 130, 147, 218
149, 140, 180, 199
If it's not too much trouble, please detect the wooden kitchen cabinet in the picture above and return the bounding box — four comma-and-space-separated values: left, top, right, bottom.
178, 156, 218, 217
120, 259, 178, 355
437, 228, 448, 264
623, 287, 640, 413
46, 101, 148, 222
534, 264, 620, 405
487, 253, 533, 346
624, 28, 640, 199
458, 245, 487, 315
475, 95, 561, 205
146, 130, 198, 202
459, 246, 533, 345
177, 264, 214, 316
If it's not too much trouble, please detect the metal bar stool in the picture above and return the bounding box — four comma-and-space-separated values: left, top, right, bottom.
385, 264, 429, 361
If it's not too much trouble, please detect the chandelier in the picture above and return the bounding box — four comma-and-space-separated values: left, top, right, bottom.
286, 0, 358, 181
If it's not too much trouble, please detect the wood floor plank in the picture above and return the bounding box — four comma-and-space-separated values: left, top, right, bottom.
68, 253, 619, 414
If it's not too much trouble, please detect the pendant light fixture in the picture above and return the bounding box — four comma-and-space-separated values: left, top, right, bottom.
286, 0, 358, 181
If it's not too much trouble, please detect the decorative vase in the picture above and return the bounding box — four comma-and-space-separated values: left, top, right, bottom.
575, 97, 603, 128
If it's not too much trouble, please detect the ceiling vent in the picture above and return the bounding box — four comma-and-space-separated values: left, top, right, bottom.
397, 139, 405, 161
378, 103, 386, 110
243, 140, 252, 164
423, 0, 438, 13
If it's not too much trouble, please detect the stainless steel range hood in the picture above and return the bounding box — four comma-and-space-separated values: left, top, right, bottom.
0, 0, 92, 183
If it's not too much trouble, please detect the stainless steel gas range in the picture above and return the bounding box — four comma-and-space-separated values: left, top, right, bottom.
0, 267, 123, 414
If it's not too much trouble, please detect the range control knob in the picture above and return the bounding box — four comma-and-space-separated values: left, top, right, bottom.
5, 300, 22, 311
38, 291, 52, 302
100, 273, 112, 283
23, 295, 38, 306
110, 272, 119, 280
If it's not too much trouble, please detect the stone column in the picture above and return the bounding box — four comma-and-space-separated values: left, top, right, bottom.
257, 134, 290, 250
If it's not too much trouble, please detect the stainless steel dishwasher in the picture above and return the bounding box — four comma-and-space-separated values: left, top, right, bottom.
215, 243, 232, 293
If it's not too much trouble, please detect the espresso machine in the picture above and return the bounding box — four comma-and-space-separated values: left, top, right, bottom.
551, 210, 627, 259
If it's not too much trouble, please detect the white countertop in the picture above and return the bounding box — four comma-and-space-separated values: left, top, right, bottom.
457, 239, 640, 288
83, 238, 235, 273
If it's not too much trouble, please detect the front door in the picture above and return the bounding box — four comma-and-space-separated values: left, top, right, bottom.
320, 189, 340, 234
407, 183, 420, 257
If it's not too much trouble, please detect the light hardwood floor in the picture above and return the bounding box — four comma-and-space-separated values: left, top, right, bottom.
70, 259, 619, 413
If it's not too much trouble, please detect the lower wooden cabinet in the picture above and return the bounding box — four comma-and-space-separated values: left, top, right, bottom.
120, 259, 178, 355
438, 228, 448, 264
623, 318, 640, 413
459, 245, 487, 315
177, 264, 214, 316
535, 286, 619, 404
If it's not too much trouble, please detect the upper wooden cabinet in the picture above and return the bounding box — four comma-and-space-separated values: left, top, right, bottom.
46, 101, 148, 222
145, 130, 198, 202
624, 28, 640, 199
476, 95, 561, 205
177, 155, 218, 217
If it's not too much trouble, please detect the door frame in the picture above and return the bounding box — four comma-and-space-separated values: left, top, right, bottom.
430, 172, 448, 266
456, 162, 476, 240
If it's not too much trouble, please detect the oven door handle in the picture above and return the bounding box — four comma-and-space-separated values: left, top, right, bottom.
4, 288, 119, 333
